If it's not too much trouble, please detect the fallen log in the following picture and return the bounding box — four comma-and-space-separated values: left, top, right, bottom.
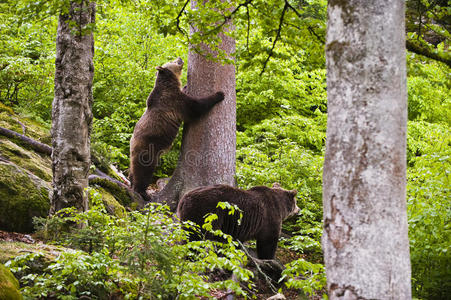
0, 126, 52, 155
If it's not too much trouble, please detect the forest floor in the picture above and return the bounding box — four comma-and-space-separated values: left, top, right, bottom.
0, 229, 322, 299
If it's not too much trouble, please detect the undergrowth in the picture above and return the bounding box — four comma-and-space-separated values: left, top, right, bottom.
6, 189, 326, 299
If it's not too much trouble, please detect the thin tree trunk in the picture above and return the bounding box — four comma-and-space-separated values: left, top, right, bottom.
50, 1, 95, 214
323, 1, 411, 299
156, 4, 236, 211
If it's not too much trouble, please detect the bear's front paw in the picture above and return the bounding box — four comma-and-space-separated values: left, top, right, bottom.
215, 91, 225, 102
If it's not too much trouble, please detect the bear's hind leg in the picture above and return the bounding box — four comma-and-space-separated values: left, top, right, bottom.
130, 161, 156, 202
256, 238, 278, 259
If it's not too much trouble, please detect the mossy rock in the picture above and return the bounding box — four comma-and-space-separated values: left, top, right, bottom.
0, 161, 51, 233
0, 103, 15, 115
0, 242, 40, 264
94, 187, 126, 218
0, 139, 52, 181
0, 263, 22, 300
0, 241, 64, 265
89, 177, 133, 207
0, 109, 51, 144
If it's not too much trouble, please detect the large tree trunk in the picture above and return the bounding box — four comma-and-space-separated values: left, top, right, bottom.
156, 5, 236, 211
50, 1, 95, 214
322, 1, 411, 299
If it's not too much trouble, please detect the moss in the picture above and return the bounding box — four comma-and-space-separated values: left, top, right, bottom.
0, 111, 51, 143
0, 139, 52, 181
0, 242, 36, 264
94, 187, 126, 218
90, 177, 133, 207
0, 107, 52, 182
0, 103, 15, 115
0, 161, 51, 233
0, 263, 22, 300
0, 241, 65, 264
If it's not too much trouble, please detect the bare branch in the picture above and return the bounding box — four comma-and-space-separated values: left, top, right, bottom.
204, 0, 253, 36
260, 2, 288, 75
237, 240, 279, 294
246, 5, 250, 53
285, 1, 300, 17
307, 26, 325, 44
286, 22, 325, 44
176, 0, 190, 36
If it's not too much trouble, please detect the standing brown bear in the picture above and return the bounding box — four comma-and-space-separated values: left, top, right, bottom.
177, 183, 300, 259
129, 58, 224, 200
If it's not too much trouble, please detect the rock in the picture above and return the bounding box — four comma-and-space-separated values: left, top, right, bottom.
89, 176, 133, 207
0, 139, 52, 181
156, 177, 170, 190
0, 263, 23, 300
266, 293, 286, 300
0, 161, 51, 233
94, 187, 126, 218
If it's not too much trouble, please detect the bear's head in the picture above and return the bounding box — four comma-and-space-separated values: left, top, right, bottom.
156, 57, 184, 84
271, 182, 300, 219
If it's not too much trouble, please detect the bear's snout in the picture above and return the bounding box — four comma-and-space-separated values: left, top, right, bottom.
293, 204, 300, 215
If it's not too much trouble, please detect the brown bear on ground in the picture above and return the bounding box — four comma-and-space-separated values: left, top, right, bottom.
129, 58, 224, 200
177, 183, 300, 259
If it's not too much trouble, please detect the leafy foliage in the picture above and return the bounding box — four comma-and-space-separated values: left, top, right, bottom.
405, 56, 451, 299
8, 190, 254, 299
281, 258, 326, 297
406, 123, 451, 298
405, 0, 451, 66
0, 0, 56, 120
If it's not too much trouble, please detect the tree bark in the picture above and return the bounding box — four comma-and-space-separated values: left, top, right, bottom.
50, 1, 95, 214
323, 1, 411, 299
156, 3, 236, 211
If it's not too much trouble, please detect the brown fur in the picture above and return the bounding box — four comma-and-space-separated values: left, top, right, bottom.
177, 183, 300, 259
129, 58, 224, 200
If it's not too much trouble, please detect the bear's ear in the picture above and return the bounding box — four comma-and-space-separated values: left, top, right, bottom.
156, 66, 164, 71
289, 189, 298, 196
272, 182, 281, 188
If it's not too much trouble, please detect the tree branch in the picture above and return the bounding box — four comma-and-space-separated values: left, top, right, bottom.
13, 118, 27, 135
406, 39, 451, 67
89, 172, 147, 208
176, 0, 190, 36
260, 2, 288, 75
237, 240, 279, 294
307, 26, 325, 44
204, 0, 253, 36
246, 5, 250, 53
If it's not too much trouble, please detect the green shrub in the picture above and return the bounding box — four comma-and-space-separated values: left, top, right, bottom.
9, 190, 254, 299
